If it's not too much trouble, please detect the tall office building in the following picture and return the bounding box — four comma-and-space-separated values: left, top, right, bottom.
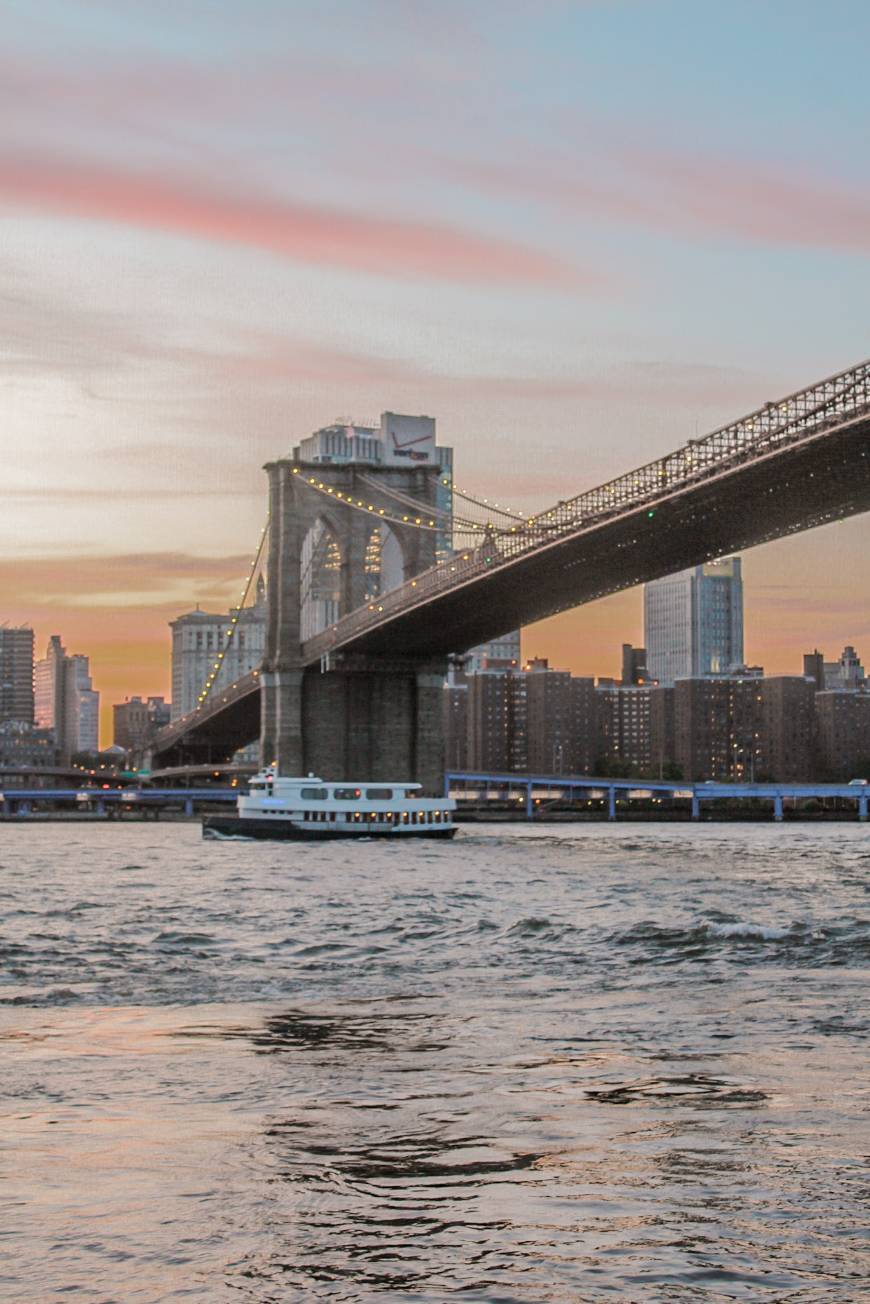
644, 557, 744, 686
34, 635, 65, 735
170, 578, 267, 720
65, 656, 99, 755
34, 636, 100, 759
0, 625, 34, 726
464, 629, 521, 673
822, 645, 865, 691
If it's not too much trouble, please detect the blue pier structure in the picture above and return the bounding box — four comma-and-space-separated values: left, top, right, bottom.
0, 787, 239, 819
445, 772, 870, 822
0, 775, 867, 820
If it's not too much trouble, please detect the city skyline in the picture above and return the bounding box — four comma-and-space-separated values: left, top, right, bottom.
8, 532, 870, 748
2, 1, 869, 738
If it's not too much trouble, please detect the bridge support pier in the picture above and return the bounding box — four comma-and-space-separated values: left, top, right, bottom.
260, 669, 305, 773
691, 793, 700, 820
607, 787, 616, 821
261, 657, 448, 793
859, 794, 867, 822
773, 795, 784, 822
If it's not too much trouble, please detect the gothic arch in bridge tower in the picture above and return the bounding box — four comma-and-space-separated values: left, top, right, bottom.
364, 521, 404, 600
300, 516, 342, 642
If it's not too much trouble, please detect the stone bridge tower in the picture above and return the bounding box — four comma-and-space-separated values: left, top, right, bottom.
260, 416, 449, 792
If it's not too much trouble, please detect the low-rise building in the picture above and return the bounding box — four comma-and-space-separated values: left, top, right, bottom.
113, 696, 171, 753
815, 691, 870, 780
526, 659, 576, 774
673, 674, 763, 781
443, 679, 469, 771
0, 722, 59, 769
466, 669, 528, 773
760, 676, 816, 782
596, 684, 652, 774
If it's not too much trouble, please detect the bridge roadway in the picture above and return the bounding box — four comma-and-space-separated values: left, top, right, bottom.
151, 357, 870, 764
306, 404, 870, 661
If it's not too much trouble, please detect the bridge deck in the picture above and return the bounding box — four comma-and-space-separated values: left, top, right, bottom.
152, 356, 870, 765
305, 409, 870, 660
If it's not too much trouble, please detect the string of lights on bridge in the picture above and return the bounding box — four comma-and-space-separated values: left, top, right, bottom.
192, 455, 651, 708
196, 518, 270, 710
292, 467, 496, 536
191, 474, 540, 710
292, 467, 550, 541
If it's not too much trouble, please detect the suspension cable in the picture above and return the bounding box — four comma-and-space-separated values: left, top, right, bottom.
196, 516, 270, 708
438, 476, 526, 521
355, 471, 494, 533
292, 467, 487, 534
356, 471, 453, 519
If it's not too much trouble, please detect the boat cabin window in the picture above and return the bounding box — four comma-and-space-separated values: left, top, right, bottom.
334, 788, 361, 800
300, 787, 328, 800
365, 788, 392, 800
250, 781, 266, 790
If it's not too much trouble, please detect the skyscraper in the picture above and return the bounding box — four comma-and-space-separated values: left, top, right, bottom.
464, 628, 521, 672
644, 557, 744, 686
65, 655, 100, 755
170, 577, 268, 720
0, 625, 34, 727
34, 635, 100, 759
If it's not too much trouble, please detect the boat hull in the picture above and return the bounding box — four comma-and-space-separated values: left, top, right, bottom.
202, 815, 457, 841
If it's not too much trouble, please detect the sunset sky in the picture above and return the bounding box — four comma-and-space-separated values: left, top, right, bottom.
3, 0, 869, 743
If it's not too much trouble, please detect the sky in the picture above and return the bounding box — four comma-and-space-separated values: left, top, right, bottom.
2, 0, 869, 744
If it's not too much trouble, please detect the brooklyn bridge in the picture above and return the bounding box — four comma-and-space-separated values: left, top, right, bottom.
151, 357, 870, 786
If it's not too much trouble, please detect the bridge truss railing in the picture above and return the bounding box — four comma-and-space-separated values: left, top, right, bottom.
542, 357, 870, 532
304, 357, 870, 662
151, 668, 260, 753
303, 357, 870, 662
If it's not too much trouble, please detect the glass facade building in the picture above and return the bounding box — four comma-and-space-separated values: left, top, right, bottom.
644, 558, 744, 686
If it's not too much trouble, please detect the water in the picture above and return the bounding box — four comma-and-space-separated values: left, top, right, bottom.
1, 822, 869, 1302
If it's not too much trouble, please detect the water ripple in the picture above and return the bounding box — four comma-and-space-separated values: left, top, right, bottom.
1, 822, 868, 1300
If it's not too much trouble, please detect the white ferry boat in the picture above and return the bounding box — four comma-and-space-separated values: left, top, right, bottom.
202, 768, 457, 840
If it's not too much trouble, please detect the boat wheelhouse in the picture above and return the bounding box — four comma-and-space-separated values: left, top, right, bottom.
202, 768, 457, 840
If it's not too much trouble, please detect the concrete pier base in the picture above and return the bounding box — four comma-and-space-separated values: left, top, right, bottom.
261, 657, 448, 793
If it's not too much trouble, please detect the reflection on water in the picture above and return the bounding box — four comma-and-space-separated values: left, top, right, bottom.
1, 822, 869, 1301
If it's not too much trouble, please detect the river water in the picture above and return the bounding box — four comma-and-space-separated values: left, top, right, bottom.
1, 822, 868, 1302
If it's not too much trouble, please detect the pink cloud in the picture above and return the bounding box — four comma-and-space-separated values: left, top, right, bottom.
446, 145, 870, 255
627, 146, 870, 254
0, 152, 585, 288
